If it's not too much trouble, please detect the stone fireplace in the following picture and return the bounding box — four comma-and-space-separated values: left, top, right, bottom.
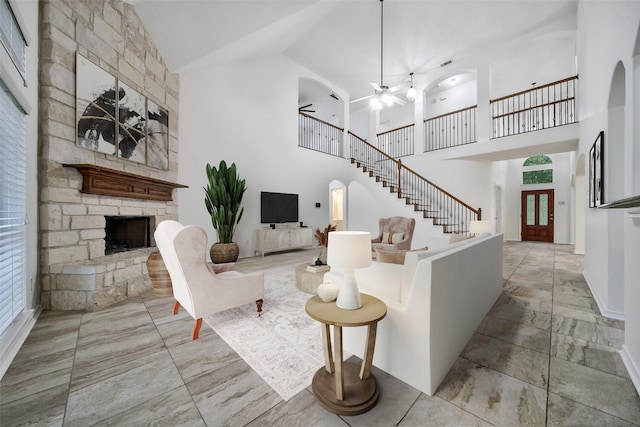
41, 166, 184, 311
39, 0, 181, 312
104, 216, 153, 255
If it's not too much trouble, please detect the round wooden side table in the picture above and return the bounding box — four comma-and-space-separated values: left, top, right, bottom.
305, 293, 387, 415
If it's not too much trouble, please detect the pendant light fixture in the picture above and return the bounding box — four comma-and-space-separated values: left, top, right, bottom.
406, 72, 416, 101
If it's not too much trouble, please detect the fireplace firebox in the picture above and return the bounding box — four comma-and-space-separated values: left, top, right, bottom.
105, 216, 154, 255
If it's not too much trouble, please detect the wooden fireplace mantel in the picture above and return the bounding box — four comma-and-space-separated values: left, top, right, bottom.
63, 163, 188, 201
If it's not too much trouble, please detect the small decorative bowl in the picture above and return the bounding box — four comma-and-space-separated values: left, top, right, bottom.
317, 281, 339, 302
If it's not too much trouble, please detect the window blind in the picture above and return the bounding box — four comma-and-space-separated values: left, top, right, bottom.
0, 78, 26, 335
0, 0, 26, 79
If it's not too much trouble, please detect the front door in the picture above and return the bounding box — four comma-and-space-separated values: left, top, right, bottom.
521, 189, 554, 242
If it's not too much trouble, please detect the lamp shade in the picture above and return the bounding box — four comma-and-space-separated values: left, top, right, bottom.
469, 220, 492, 234
327, 231, 372, 269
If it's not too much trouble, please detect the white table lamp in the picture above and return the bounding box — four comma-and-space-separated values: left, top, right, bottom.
469, 220, 492, 235
327, 231, 372, 310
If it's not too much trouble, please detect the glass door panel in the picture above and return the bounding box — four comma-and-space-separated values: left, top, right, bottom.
521, 189, 554, 242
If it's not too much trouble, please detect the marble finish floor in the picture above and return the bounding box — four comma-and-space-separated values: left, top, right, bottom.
2, 241, 640, 426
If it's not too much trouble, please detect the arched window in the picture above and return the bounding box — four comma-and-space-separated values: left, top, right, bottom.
523, 155, 553, 184
523, 155, 552, 166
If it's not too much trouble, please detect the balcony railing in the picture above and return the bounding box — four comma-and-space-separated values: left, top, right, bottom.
491, 75, 577, 138
376, 124, 415, 158
298, 112, 344, 157
423, 105, 477, 152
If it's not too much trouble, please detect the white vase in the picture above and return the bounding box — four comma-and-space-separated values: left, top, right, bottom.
317, 281, 339, 302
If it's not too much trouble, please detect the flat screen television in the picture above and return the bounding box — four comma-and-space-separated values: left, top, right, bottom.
261, 191, 299, 224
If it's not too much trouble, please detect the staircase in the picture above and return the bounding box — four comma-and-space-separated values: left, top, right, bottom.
348, 132, 481, 234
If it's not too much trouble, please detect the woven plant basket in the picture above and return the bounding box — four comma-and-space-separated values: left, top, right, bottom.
146, 252, 173, 297
210, 242, 239, 263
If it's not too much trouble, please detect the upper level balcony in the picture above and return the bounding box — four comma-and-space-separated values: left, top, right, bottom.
298, 75, 579, 163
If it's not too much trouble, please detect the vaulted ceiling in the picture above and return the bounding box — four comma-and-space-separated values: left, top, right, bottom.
130, 0, 578, 104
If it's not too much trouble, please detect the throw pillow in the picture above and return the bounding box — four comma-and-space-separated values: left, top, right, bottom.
382, 231, 405, 244
449, 232, 473, 244
375, 248, 407, 264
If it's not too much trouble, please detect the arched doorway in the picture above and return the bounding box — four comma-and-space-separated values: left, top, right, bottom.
521, 155, 554, 242
329, 180, 346, 231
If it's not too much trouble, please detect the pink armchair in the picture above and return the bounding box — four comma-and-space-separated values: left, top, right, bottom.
371, 216, 416, 253
154, 220, 264, 340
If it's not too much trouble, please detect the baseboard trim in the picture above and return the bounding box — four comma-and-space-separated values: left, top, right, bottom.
582, 271, 625, 321
620, 345, 640, 395
0, 307, 41, 380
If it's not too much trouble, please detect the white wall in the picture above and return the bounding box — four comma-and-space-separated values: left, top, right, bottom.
178, 55, 350, 258
379, 102, 414, 132
424, 80, 477, 119
577, 0, 640, 393
0, 0, 39, 378
491, 31, 577, 99
348, 107, 371, 140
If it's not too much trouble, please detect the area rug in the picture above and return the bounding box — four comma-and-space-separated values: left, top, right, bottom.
204, 264, 326, 401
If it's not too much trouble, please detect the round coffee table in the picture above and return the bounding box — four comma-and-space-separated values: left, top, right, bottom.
305, 294, 387, 415
295, 263, 329, 294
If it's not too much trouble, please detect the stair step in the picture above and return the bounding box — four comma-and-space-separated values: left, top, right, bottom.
349, 154, 476, 235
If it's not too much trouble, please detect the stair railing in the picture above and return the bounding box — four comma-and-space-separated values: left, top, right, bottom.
491, 75, 578, 138
377, 123, 415, 158
423, 105, 477, 152
298, 112, 344, 157
349, 131, 481, 234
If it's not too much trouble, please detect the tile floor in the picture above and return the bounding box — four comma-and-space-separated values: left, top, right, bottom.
1, 241, 640, 426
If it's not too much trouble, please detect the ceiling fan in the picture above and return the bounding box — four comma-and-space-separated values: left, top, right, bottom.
298, 103, 315, 113
351, 0, 409, 109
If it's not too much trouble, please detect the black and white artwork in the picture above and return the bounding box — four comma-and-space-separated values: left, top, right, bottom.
589, 131, 604, 207
75, 54, 170, 170
147, 99, 169, 170
589, 143, 596, 208
117, 82, 147, 164
594, 131, 604, 206
76, 54, 117, 155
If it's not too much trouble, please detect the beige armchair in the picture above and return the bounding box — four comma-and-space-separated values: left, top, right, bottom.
371, 216, 416, 253
154, 220, 264, 340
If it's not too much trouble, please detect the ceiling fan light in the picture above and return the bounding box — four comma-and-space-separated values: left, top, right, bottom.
406, 86, 416, 101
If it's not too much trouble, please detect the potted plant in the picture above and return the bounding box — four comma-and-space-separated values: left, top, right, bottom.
313, 223, 337, 265
204, 160, 246, 263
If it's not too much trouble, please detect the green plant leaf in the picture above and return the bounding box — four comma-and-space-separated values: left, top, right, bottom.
203, 160, 246, 243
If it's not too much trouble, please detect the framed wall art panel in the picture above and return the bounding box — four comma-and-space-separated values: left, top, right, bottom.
76, 54, 117, 155
146, 99, 169, 170
590, 131, 605, 207
117, 81, 147, 164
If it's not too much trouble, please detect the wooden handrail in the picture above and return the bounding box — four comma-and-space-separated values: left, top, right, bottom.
397, 157, 481, 217
492, 97, 575, 119
348, 131, 481, 217
377, 123, 414, 137
424, 105, 477, 122
490, 75, 578, 104
299, 112, 344, 132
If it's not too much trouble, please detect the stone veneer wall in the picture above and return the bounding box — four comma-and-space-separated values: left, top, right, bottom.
39, 0, 180, 311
